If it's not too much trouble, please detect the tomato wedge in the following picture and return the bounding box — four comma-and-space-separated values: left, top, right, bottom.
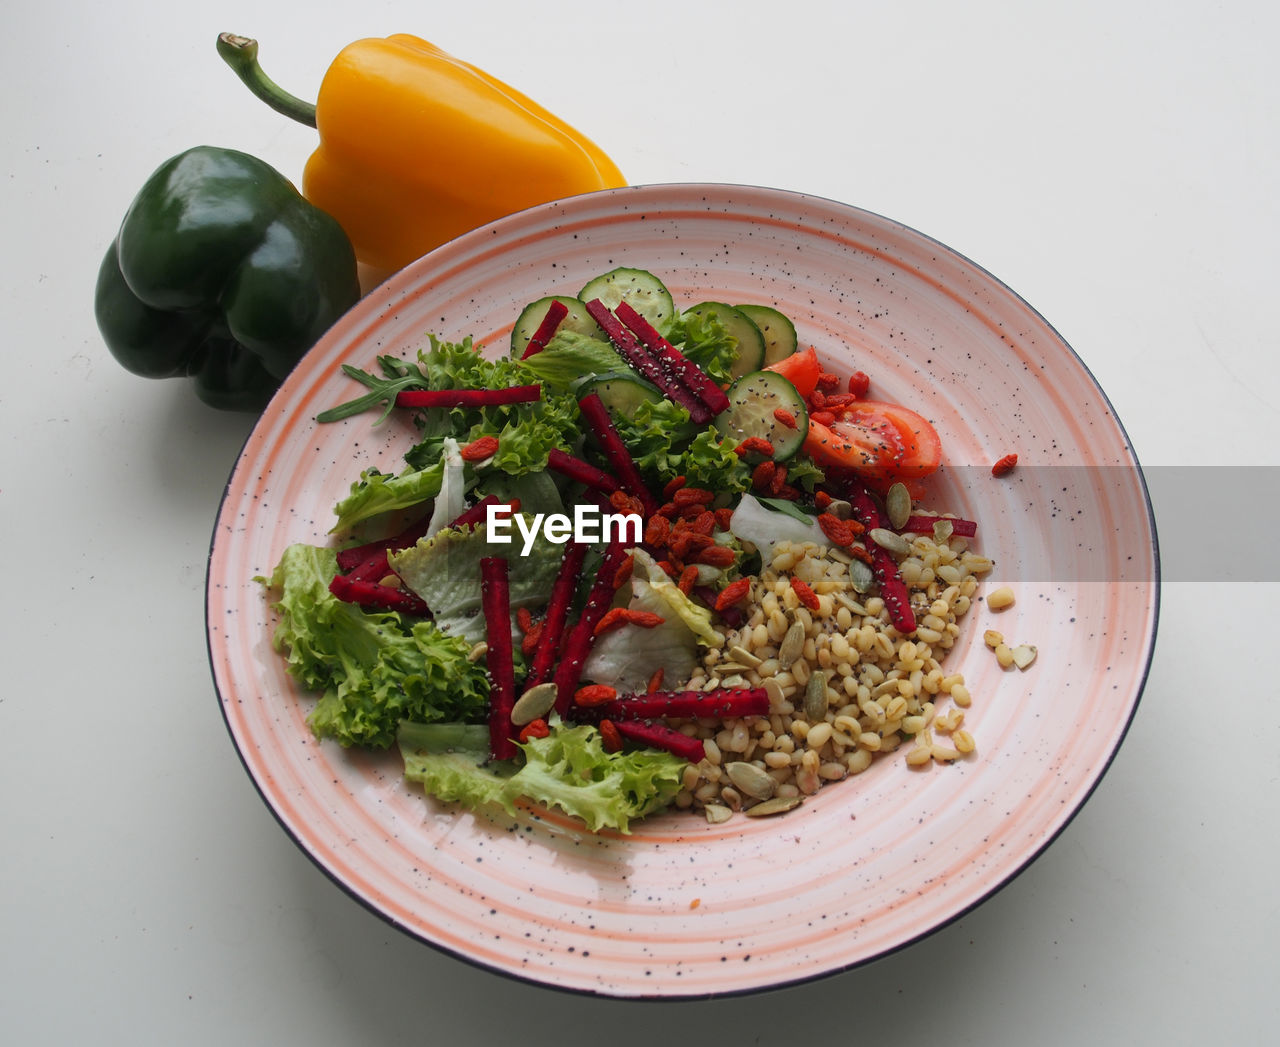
765, 346, 820, 399
804, 400, 942, 483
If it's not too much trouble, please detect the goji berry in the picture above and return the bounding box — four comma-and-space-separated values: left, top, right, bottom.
817, 512, 856, 548
593, 607, 630, 636
715, 577, 752, 612
768, 463, 788, 496
644, 514, 672, 547
733, 436, 774, 458
992, 453, 1019, 477
574, 684, 618, 708
686, 506, 716, 535
810, 389, 827, 409
613, 554, 635, 590
821, 392, 855, 409
773, 407, 798, 429
662, 475, 687, 499
848, 371, 870, 397
520, 619, 544, 657
516, 606, 534, 632
673, 486, 714, 508
460, 435, 499, 461
677, 564, 699, 596
646, 667, 665, 693
810, 410, 835, 426
815, 490, 833, 511
816, 371, 841, 392
714, 507, 736, 531
688, 510, 716, 536
751, 460, 777, 491
656, 559, 678, 578
790, 576, 821, 611
518, 718, 550, 743
695, 544, 737, 568
668, 531, 713, 561
609, 490, 645, 517
621, 609, 665, 628
849, 543, 874, 565
598, 718, 623, 752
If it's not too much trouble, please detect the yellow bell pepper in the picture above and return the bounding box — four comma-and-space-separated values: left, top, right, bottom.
217, 33, 626, 275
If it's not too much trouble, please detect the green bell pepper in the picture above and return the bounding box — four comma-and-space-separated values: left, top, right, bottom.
95, 146, 361, 411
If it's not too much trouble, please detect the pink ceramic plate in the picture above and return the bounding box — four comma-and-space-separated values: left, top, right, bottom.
207, 184, 1158, 997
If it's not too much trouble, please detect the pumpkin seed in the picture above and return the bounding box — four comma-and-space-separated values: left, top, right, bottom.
847, 558, 875, 593
763, 678, 786, 710
886, 482, 912, 529
803, 669, 828, 721
743, 796, 803, 817
704, 804, 733, 824
725, 761, 777, 800
728, 644, 763, 669
933, 518, 954, 544
869, 527, 912, 557
1012, 644, 1038, 670
778, 619, 807, 668
510, 682, 558, 726
825, 498, 853, 521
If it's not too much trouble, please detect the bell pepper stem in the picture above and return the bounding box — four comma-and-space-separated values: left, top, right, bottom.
216, 33, 317, 129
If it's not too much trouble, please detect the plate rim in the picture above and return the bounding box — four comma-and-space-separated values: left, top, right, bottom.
204, 181, 1161, 999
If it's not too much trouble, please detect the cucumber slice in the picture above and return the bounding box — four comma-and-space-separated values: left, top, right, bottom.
683, 302, 766, 380
577, 370, 663, 421
578, 267, 675, 332
510, 295, 603, 357
736, 303, 798, 365
713, 370, 809, 461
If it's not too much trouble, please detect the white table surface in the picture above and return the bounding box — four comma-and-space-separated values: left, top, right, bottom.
5, 0, 1276, 1042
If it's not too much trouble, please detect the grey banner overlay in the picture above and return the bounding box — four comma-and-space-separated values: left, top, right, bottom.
926, 465, 1278, 583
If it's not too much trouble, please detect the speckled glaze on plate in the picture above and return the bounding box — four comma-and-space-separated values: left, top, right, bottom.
206, 184, 1158, 998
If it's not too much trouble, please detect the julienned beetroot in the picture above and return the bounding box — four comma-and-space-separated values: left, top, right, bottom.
613, 299, 730, 419
480, 556, 518, 761
577, 687, 769, 722
612, 719, 708, 763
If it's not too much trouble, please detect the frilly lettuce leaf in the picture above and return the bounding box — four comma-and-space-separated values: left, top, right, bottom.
331, 464, 444, 533
612, 399, 751, 495
397, 718, 684, 834
260, 544, 488, 749
662, 309, 738, 386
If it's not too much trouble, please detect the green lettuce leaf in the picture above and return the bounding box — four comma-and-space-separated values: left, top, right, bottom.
663, 310, 738, 386
517, 330, 626, 393
389, 519, 564, 644
398, 718, 685, 834
331, 464, 444, 533
613, 399, 751, 495
261, 543, 489, 749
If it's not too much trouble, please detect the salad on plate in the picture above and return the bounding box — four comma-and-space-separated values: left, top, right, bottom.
260, 267, 991, 833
